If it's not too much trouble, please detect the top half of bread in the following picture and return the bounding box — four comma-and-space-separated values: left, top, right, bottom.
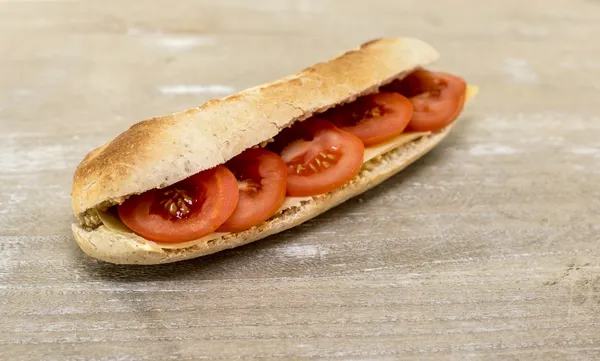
71, 37, 440, 224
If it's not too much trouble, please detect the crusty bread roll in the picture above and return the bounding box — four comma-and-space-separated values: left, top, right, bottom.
70, 37, 476, 265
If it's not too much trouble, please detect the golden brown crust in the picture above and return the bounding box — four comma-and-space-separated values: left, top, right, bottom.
70, 37, 439, 221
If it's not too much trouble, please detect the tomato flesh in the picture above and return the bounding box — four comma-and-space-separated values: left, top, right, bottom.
271, 118, 364, 197
117, 165, 239, 243
384, 69, 467, 132
117, 68, 469, 240
217, 148, 287, 233
325, 92, 414, 146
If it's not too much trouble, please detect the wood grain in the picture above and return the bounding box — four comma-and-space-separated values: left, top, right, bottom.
1, 0, 599, 359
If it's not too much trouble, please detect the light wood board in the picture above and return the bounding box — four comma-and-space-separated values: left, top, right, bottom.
1, 0, 599, 360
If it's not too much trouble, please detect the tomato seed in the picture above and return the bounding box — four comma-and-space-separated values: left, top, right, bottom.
238, 179, 260, 195
168, 202, 178, 216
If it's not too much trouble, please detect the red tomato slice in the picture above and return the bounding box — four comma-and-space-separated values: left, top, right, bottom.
384, 69, 467, 132
324, 92, 414, 146
117, 165, 239, 243
270, 118, 364, 197
217, 148, 287, 233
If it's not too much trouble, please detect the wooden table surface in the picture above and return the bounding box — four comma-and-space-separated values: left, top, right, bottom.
1, 0, 599, 360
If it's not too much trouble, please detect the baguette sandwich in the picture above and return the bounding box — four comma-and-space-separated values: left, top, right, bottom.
71, 37, 479, 265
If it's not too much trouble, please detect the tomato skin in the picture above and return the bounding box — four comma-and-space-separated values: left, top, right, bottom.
217, 148, 287, 233
272, 118, 365, 197
384, 69, 467, 132
325, 92, 414, 146
117, 165, 239, 243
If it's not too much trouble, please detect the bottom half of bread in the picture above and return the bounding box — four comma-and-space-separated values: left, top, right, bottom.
72, 124, 453, 265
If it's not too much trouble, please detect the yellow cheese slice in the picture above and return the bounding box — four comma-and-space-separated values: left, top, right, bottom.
97, 209, 131, 234
466, 85, 478, 101
99, 84, 479, 249
96, 209, 229, 249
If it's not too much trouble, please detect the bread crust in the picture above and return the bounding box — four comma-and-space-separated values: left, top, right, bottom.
70, 37, 439, 223
68, 37, 479, 265
72, 125, 453, 265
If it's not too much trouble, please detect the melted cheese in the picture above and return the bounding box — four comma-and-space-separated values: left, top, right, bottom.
96, 209, 228, 249
99, 85, 479, 249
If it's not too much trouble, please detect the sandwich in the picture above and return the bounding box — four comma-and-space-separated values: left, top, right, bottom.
70, 37, 479, 265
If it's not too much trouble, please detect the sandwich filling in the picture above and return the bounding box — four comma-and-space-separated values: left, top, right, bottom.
96, 69, 478, 249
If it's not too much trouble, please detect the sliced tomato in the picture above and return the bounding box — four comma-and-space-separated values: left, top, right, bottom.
117, 165, 239, 243
324, 92, 414, 146
270, 118, 364, 197
217, 148, 287, 233
384, 69, 467, 132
